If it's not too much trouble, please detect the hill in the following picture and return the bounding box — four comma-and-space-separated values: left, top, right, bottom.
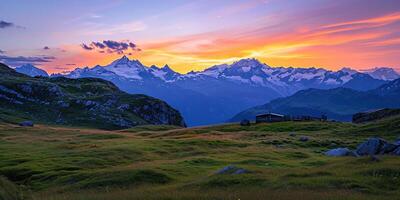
231, 78, 400, 122
0, 114, 399, 199
0, 63, 185, 129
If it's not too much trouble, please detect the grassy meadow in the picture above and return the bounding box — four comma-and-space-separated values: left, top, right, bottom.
0, 116, 400, 200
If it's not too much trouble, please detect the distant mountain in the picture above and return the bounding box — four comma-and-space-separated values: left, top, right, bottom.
230, 78, 400, 122
15, 64, 49, 77
361, 67, 400, 81
40, 56, 391, 126
342, 73, 387, 91
0, 63, 185, 129
372, 78, 400, 99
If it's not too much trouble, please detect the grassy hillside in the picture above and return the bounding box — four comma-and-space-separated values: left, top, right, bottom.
0, 115, 399, 199
0, 63, 185, 129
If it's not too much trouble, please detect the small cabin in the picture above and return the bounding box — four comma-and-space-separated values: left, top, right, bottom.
256, 113, 285, 123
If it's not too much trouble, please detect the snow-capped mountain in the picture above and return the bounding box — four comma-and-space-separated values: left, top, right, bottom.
361, 67, 400, 81
43, 56, 392, 126
15, 64, 49, 77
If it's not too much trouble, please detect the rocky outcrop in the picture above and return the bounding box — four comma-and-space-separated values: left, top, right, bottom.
352, 108, 400, 123
325, 137, 400, 157
355, 137, 387, 156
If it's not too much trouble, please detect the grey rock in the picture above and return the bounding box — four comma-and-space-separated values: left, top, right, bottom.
325, 148, 351, 157
215, 165, 236, 175
232, 168, 250, 174
299, 136, 309, 142
393, 147, 400, 156
379, 143, 398, 154
19, 121, 34, 127
215, 165, 250, 175
289, 132, 296, 137
355, 137, 387, 156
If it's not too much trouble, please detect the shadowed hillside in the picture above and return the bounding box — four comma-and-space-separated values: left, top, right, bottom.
0, 63, 185, 129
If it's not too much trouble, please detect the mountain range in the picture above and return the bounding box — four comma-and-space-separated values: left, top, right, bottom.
17, 56, 400, 126
0, 63, 185, 129
230, 78, 400, 122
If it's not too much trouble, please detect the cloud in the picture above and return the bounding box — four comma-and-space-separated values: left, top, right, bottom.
0, 49, 5, 54
43, 46, 50, 50
0, 20, 13, 29
81, 43, 94, 50
81, 40, 140, 54
91, 42, 106, 49
65, 63, 76, 66
0, 55, 56, 67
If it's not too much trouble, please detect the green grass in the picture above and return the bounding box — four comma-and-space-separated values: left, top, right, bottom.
0, 115, 400, 199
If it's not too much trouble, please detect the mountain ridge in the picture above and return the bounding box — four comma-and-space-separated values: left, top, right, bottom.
17, 57, 398, 126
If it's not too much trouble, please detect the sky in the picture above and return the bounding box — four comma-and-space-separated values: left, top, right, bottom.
0, 0, 400, 74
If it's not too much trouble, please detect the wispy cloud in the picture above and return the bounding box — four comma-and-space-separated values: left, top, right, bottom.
81, 21, 146, 36
0, 55, 55, 67
0, 20, 14, 29
323, 12, 400, 29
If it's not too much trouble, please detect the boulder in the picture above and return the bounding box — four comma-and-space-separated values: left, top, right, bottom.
289, 132, 296, 137
215, 165, 236, 175
215, 165, 250, 175
393, 147, 400, 156
240, 119, 251, 126
299, 136, 309, 142
324, 148, 351, 157
19, 121, 34, 127
232, 168, 250, 174
379, 143, 398, 154
355, 138, 387, 156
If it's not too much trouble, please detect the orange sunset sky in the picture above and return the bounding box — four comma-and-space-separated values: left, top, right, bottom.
1, 0, 399, 73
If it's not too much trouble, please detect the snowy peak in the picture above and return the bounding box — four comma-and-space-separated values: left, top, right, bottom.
105, 56, 147, 79
339, 67, 358, 75
362, 67, 400, 81
15, 64, 49, 77
230, 58, 268, 72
